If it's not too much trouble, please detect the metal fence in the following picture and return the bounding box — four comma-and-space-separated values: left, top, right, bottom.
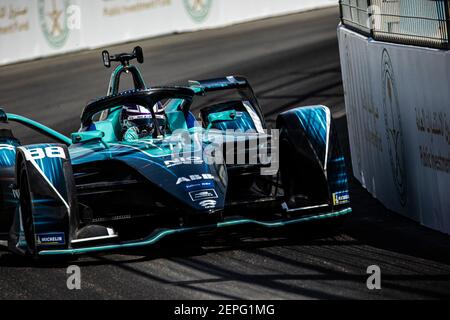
339, 0, 450, 49
340, 0, 371, 35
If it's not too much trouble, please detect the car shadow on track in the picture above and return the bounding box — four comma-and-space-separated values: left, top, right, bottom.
333, 115, 450, 267
0, 220, 346, 269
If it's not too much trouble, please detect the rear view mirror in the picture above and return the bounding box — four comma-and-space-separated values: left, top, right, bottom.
205, 110, 242, 137
101, 46, 143, 68
207, 110, 240, 124
102, 50, 111, 68
134, 46, 144, 64
72, 130, 105, 144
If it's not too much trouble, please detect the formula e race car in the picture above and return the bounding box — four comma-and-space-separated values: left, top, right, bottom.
0, 47, 351, 257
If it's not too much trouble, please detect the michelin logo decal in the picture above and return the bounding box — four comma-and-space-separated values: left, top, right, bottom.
36, 232, 66, 246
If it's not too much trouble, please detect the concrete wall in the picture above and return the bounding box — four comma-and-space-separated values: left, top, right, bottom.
338, 25, 450, 234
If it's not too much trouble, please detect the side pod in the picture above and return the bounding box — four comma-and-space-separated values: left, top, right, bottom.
276, 105, 350, 209
11, 144, 78, 255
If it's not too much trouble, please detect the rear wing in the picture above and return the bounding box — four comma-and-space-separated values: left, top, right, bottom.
189, 76, 250, 93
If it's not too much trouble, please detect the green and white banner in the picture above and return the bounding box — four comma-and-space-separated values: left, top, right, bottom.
0, 0, 336, 65
0, 0, 84, 64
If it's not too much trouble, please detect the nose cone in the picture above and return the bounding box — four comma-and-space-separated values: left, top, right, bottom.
83, 142, 229, 213
121, 150, 228, 212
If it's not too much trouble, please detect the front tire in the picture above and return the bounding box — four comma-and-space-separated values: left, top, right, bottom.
19, 161, 36, 256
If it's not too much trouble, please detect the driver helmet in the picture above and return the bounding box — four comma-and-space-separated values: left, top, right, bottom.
121, 103, 166, 137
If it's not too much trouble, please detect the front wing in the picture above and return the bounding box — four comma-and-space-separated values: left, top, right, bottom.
38, 207, 351, 256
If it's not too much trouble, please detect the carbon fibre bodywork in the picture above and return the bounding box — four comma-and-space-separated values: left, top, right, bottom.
0, 58, 351, 257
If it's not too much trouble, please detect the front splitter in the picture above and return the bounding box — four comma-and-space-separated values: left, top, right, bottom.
39, 207, 351, 256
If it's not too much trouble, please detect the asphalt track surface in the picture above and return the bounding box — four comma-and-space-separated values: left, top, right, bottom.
1, 7, 450, 300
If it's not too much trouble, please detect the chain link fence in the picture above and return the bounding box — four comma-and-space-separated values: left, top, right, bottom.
339, 0, 450, 49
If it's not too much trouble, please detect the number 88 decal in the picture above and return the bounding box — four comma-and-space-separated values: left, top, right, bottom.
24, 146, 66, 161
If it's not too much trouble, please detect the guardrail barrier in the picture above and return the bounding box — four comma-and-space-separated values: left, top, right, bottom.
340, 0, 450, 49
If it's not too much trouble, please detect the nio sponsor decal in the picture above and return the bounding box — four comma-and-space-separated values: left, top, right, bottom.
0, 144, 15, 151
189, 189, 218, 202
199, 199, 217, 209
332, 191, 350, 206
36, 232, 65, 246
23, 146, 66, 161
165, 156, 203, 168
176, 174, 214, 185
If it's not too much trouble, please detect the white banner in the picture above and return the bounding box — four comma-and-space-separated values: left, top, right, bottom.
338, 25, 450, 234
0, 0, 336, 65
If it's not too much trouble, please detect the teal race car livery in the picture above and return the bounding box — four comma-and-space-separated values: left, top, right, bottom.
0, 47, 351, 257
